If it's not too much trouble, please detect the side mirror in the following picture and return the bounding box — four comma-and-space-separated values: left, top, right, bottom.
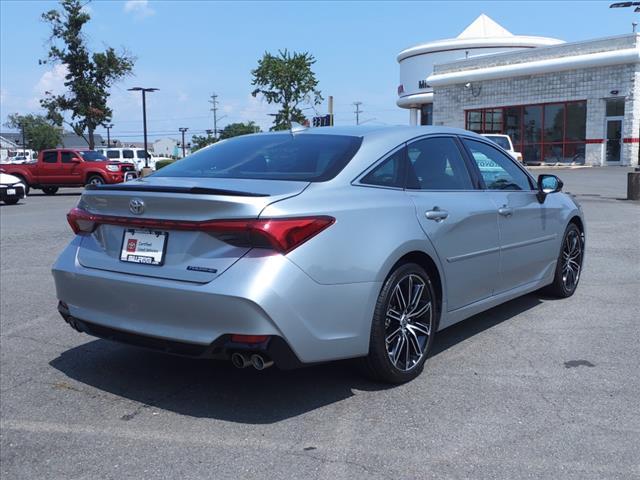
537, 174, 563, 203
72, 157, 82, 163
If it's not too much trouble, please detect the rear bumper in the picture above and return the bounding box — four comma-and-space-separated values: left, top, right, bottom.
52, 238, 379, 364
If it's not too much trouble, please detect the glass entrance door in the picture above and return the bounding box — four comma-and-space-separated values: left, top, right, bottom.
605, 117, 623, 163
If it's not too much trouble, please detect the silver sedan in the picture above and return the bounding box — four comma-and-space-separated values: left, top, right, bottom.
53, 126, 585, 383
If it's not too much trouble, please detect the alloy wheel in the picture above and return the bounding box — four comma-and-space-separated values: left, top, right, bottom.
562, 229, 583, 292
384, 274, 433, 372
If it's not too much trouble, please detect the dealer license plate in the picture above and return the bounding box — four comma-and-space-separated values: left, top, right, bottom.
120, 229, 168, 266
6, 188, 16, 195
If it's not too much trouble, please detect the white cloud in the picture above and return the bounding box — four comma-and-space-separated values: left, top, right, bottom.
28, 64, 68, 109
123, 0, 155, 19
177, 90, 188, 102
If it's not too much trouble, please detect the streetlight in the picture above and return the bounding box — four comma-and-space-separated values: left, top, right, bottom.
127, 87, 158, 174
104, 123, 114, 148
179, 127, 188, 158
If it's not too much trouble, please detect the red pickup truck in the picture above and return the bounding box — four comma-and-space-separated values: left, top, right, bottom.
1, 149, 137, 195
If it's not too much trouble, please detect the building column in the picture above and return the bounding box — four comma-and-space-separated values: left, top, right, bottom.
410, 108, 419, 126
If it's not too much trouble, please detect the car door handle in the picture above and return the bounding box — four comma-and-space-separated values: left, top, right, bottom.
498, 206, 514, 217
425, 209, 449, 221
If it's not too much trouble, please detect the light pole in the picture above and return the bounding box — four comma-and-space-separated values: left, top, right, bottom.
20, 122, 26, 155
179, 127, 188, 158
105, 123, 114, 148
128, 87, 158, 174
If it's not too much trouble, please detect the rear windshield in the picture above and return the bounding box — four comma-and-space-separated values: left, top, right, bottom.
79, 151, 108, 161
484, 136, 511, 150
153, 134, 363, 182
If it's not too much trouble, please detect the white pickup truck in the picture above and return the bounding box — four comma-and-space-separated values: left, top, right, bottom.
481, 134, 523, 163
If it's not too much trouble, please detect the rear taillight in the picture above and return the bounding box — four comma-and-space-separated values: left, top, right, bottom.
67, 208, 98, 234
66, 207, 334, 253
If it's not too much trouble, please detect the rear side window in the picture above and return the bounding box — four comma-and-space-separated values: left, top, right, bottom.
106, 151, 120, 159
154, 134, 363, 182
42, 151, 57, 163
361, 148, 404, 188
123, 150, 134, 159
463, 139, 532, 191
406, 137, 473, 190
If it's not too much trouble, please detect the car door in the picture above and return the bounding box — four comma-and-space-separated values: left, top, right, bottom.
461, 137, 561, 293
39, 150, 60, 183
404, 136, 501, 312
59, 150, 83, 183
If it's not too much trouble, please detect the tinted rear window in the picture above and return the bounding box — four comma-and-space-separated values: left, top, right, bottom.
80, 151, 108, 161
153, 134, 363, 181
106, 151, 120, 159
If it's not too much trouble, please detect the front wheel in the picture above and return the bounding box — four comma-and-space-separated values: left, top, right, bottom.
362, 262, 437, 384
42, 186, 59, 195
2, 197, 20, 205
542, 223, 584, 298
86, 175, 104, 186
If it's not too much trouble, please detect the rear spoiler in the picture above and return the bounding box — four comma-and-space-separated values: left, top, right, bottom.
86, 183, 269, 197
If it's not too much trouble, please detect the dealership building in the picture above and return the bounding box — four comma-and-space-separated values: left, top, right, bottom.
397, 15, 639, 166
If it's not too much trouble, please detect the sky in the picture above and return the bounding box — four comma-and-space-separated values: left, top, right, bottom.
0, 0, 637, 143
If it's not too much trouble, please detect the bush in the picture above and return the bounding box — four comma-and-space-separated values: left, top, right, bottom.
155, 159, 176, 170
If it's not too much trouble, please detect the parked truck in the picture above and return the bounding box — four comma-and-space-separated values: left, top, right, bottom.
1, 149, 137, 195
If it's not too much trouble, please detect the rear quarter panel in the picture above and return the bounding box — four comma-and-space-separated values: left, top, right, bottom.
261, 184, 445, 286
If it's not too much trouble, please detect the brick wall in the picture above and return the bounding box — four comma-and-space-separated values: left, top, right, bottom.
433, 62, 639, 166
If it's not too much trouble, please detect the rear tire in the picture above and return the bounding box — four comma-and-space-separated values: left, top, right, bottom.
542, 223, 584, 298
42, 186, 58, 195
86, 175, 104, 186
361, 262, 437, 384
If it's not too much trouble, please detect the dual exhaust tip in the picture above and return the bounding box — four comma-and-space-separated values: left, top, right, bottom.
231, 352, 274, 370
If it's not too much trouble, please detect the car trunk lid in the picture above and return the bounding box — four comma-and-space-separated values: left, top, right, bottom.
76, 177, 309, 283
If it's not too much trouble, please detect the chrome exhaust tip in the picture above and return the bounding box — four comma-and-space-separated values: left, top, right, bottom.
231, 352, 251, 369
250, 353, 274, 371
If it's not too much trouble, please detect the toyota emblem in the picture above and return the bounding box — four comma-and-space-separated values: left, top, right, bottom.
129, 198, 145, 215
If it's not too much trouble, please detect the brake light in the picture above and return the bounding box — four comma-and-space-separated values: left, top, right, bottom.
67, 208, 98, 234
66, 207, 334, 253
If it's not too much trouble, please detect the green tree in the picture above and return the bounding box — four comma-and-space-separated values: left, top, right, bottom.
39, 0, 135, 149
191, 133, 216, 152
251, 50, 322, 131
219, 121, 260, 140
5, 113, 62, 151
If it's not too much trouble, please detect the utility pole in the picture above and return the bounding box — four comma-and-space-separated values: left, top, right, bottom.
353, 101, 363, 125
179, 127, 188, 158
105, 124, 113, 148
209, 93, 219, 139
20, 122, 26, 155
328, 96, 334, 126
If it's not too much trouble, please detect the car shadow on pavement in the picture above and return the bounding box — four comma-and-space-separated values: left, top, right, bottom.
49, 293, 543, 424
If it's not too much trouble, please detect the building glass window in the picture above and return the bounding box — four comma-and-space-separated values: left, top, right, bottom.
420, 104, 433, 125
466, 110, 482, 131
465, 100, 587, 165
605, 98, 624, 117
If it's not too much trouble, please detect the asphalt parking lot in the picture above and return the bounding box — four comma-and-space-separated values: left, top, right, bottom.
1, 167, 639, 479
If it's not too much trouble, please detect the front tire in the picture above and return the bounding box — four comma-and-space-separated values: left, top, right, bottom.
86, 175, 104, 186
362, 262, 437, 384
2, 196, 20, 205
542, 223, 584, 298
42, 186, 58, 195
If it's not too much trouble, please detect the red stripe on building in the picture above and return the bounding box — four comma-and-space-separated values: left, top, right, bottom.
585, 139, 604, 144
623, 138, 640, 143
